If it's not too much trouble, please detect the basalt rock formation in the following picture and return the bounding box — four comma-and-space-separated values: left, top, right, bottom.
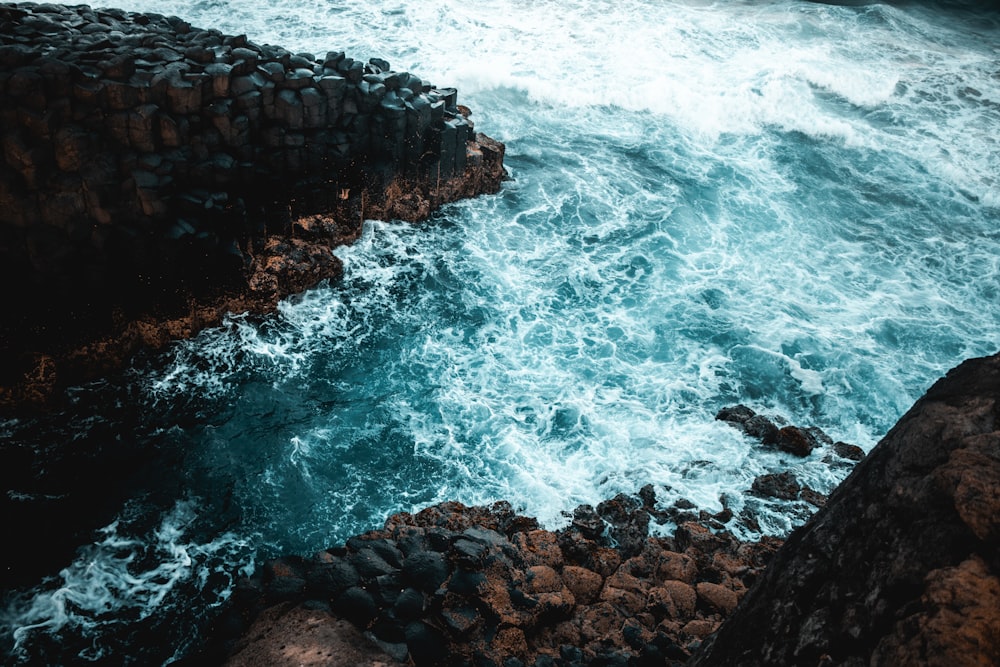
0, 2, 506, 406
185, 417, 863, 667
690, 352, 1000, 667
209, 495, 784, 667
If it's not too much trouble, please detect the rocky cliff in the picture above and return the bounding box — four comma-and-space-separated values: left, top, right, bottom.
0, 2, 505, 406
690, 352, 1000, 666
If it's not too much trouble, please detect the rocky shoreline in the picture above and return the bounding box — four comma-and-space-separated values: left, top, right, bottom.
0, 2, 505, 408
2, 4, 997, 666
180, 353, 1000, 667
181, 409, 868, 667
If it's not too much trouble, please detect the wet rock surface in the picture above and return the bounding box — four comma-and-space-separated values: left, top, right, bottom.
692, 352, 1000, 667
202, 497, 783, 667
0, 2, 506, 407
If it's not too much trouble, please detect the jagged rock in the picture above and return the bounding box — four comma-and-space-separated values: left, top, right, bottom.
691, 353, 1000, 667
774, 425, 817, 456
833, 440, 866, 461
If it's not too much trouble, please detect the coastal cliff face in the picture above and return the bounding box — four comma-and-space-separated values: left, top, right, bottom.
691, 352, 1000, 667
0, 2, 505, 405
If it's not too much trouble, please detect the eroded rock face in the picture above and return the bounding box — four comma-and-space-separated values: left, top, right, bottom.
0, 3, 506, 407
691, 352, 1000, 667
209, 498, 782, 667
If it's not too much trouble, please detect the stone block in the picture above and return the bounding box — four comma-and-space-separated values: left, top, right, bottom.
204, 62, 232, 98
283, 68, 314, 90
324, 51, 345, 69
157, 113, 187, 148
231, 71, 264, 97
128, 104, 159, 152
275, 88, 303, 129
73, 79, 104, 107
300, 86, 325, 127
257, 61, 284, 83
106, 111, 131, 146
439, 119, 457, 177
166, 80, 202, 114
53, 126, 90, 171
100, 79, 135, 110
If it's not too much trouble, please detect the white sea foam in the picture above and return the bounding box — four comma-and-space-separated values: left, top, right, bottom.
2, 499, 254, 663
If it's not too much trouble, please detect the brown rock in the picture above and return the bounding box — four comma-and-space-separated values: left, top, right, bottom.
683, 619, 720, 640
775, 425, 816, 457
578, 601, 625, 643
561, 566, 603, 605
513, 530, 564, 568
657, 550, 698, 583
692, 354, 1000, 667
491, 627, 527, 657
871, 556, 1000, 667
524, 565, 561, 594
662, 580, 697, 618
599, 585, 645, 615
224, 603, 401, 667
645, 586, 678, 619
696, 582, 739, 615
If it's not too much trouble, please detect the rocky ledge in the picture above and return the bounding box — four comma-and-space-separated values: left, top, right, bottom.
193, 409, 866, 667
196, 353, 999, 666
0, 2, 506, 407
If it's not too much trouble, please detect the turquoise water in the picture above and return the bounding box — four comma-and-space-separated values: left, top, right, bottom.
2, 0, 999, 664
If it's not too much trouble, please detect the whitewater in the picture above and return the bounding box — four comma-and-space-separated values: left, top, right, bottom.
2, 0, 999, 664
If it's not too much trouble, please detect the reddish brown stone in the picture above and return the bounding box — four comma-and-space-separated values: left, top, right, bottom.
657, 550, 698, 583
683, 619, 720, 639
561, 566, 603, 605
662, 580, 697, 618
696, 582, 739, 615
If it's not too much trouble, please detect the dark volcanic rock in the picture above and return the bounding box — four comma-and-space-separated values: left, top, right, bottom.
0, 2, 507, 408
750, 472, 801, 501
691, 353, 1000, 667
215, 498, 782, 667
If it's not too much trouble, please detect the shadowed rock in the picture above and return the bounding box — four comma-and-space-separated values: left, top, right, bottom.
692, 353, 1000, 667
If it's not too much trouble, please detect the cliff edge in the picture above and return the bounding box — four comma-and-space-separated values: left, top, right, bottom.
691, 352, 1000, 666
0, 2, 505, 406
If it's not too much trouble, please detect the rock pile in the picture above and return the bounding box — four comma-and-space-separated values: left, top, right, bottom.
0, 3, 505, 405
213, 496, 783, 667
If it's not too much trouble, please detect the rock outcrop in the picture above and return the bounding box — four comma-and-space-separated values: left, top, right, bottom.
690, 352, 1000, 667
0, 2, 506, 406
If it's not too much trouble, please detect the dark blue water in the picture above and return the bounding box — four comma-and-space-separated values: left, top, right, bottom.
2, 0, 999, 664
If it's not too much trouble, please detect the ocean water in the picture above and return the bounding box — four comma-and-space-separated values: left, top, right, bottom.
2, 0, 999, 663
